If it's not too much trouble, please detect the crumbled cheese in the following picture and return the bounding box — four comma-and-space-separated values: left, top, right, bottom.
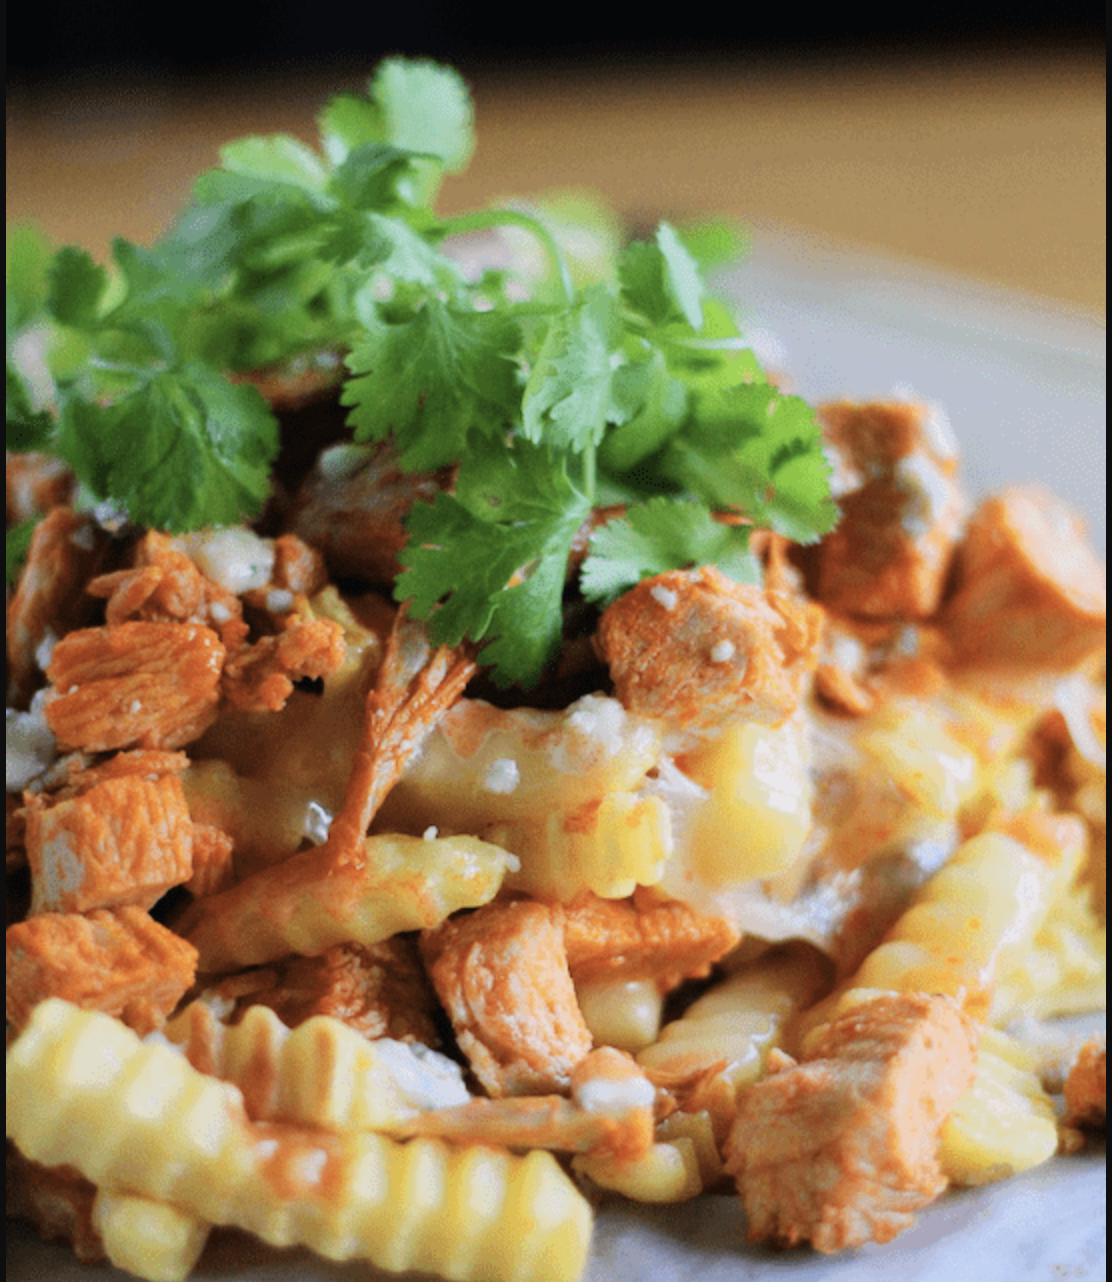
34, 628, 58, 673
895, 453, 954, 536
180, 528, 275, 595
650, 584, 678, 611
830, 633, 866, 671
129, 699, 143, 715
69, 523, 96, 551
38, 829, 88, 907
317, 442, 374, 482
265, 589, 295, 614
209, 602, 232, 624
297, 1147, 329, 1186
575, 1073, 657, 1114
193, 989, 238, 1022
6, 700, 58, 791
710, 639, 736, 663
565, 694, 625, 749
484, 757, 520, 794
423, 825, 440, 841
371, 1038, 470, 1111
302, 800, 333, 846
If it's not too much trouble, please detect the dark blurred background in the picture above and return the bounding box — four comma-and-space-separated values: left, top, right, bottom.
8, 2, 1106, 314
7, 2, 1105, 79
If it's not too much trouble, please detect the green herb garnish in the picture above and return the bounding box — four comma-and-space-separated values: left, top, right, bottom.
6, 57, 837, 687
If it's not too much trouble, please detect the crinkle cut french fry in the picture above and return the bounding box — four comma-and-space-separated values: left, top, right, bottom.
179, 833, 517, 972
797, 821, 1087, 1040
573, 1137, 703, 1203
163, 1002, 468, 1131
637, 945, 830, 1137
92, 1189, 211, 1282
939, 1028, 1058, 1186
8, 1000, 593, 1282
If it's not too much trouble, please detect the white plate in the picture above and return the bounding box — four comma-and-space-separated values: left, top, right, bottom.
7, 228, 1107, 1282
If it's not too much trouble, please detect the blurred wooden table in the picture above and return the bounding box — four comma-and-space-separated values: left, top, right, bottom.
6, 50, 1106, 314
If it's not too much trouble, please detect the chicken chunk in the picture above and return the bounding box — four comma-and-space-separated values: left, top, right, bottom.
941, 484, 1106, 670
234, 937, 442, 1047
811, 400, 967, 620
220, 616, 346, 712
564, 890, 741, 992
290, 437, 452, 583
184, 823, 237, 897
421, 898, 594, 1097
5, 906, 198, 1035
6, 507, 110, 707
44, 621, 225, 752
396, 1048, 656, 1162
87, 530, 247, 650
597, 567, 823, 746
6, 451, 77, 524
724, 992, 977, 1252
24, 772, 193, 915
1063, 1035, 1106, 1129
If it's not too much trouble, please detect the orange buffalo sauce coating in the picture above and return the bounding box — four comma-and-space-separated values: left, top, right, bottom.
421, 899, 594, 1098
942, 484, 1106, 670
1064, 1036, 1106, 1129
6, 507, 110, 708
812, 400, 966, 621
563, 890, 741, 991
596, 567, 822, 744
24, 771, 193, 915
44, 621, 226, 753
724, 992, 977, 1252
6, 906, 198, 1035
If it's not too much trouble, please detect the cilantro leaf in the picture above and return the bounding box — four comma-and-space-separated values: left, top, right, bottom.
7, 223, 55, 339
318, 92, 383, 166
354, 213, 460, 289
675, 218, 749, 272
521, 286, 627, 453
580, 496, 759, 605
56, 362, 278, 532
47, 247, 109, 329
620, 222, 705, 330
597, 348, 688, 474
665, 381, 838, 543
397, 437, 590, 687
7, 364, 55, 451
368, 58, 475, 175
343, 296, 522, 470
217, 134, 330, 199
328, 144, 429, 213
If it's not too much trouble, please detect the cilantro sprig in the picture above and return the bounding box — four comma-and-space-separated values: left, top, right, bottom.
7, 56, 838, 687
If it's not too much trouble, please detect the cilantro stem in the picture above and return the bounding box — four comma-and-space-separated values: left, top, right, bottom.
438, 209, 575, 306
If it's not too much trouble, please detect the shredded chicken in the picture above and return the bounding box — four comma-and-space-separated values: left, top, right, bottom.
395, 1047, 657, 1162
290, 437, 453, 584
23, 771, 194, 915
